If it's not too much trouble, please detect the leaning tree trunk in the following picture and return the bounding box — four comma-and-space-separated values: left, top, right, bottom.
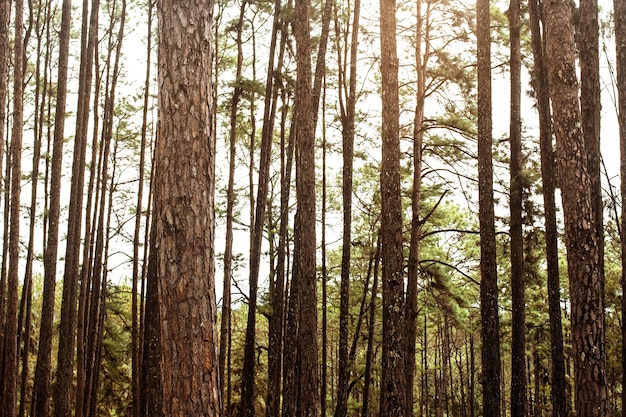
543, 0, 607, 415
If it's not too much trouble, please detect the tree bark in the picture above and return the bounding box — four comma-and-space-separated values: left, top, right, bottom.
579, 0, 604, 281
477, 0, 501, 414
379, 0, 407, 414
293, 0, 318, 413
155, 0, 221, 414
543, 0, 607, 415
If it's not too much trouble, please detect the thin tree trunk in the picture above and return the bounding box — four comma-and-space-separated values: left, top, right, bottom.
132, 2, 153, 416
406, 1, 426, 414
527, 2, 567, 416
267, 84, 293, 417
543, 0, 607, 414
240, 0, 281, 410
222, 2, 245, 414
508, 0, 526, 415
31, 1, 71, 415
361, 233, 380, 417
54, 0, 99, 412
614, 0, 626, 415
140, 224, 162, 417
18, 2, 46, 413
335, 0, 360, 414
477, 0, 501, 414
1, 0, 25, 413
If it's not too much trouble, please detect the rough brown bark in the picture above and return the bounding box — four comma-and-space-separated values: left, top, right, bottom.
476, 0, 501, 414
508, 0, 526, 415
379, 0, 407, 414
543, 0, 607, 415
579, 0, 604, 280
293, 0, 318, 413
155, 0, 221, 414
527, 1, 567, 416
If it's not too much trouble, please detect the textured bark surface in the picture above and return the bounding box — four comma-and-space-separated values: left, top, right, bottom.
293, 0, 319, 414
476, 0, 501, 415
528, 1, 567, 415
379, 0, 407, 415
155, 0, 221, 415
544, 0, 607, 415
579, 0, 604, 279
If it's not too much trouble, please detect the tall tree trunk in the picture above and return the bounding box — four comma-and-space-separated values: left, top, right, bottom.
18, 2, 46, 412
379, 0, 406, 414
293, 0, 318, 413
476, 0, 501, 414
31, 1, 72, 415
54, 0, 99, 413
406, 1, 426, 414
222, 2, 245, 415
543, 0, 607, 414
321, 80, 329, 417
155, 0, 220, 414
240, 0, 281, 410
267, 84, 293, 417
508, 0, 526, 415
132, 2, 154, 416
614, 0, 626, 415
527, 2, 567, 416
335, 0, 360, 414
1, 0, 25, 412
